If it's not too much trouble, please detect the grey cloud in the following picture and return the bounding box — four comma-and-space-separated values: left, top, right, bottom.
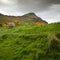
0, 0, 60, 13
36, 4, 60, 23
16, 0, 60, 13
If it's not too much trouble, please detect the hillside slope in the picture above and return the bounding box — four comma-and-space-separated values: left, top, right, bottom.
0, 13, 48, 26
0, 22, 60, 60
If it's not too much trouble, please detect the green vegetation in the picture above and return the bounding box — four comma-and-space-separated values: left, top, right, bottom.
0, 22, 60, 60
0, 24, 2, 27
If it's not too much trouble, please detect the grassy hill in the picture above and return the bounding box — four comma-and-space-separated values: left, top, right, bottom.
0, 22, 60, 60
0, 13, 47, 26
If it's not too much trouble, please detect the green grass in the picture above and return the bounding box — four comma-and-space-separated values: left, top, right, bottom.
0, 22, 60, 60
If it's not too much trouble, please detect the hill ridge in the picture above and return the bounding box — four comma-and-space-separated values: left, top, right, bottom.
0, 12, 48, 26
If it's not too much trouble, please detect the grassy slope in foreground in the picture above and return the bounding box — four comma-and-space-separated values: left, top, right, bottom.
0, 22, 60, 60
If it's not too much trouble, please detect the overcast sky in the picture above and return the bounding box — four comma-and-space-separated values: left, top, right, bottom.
0, 0, 60, 23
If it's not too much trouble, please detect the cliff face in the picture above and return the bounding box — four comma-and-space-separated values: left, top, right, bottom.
0, 12, 48, 26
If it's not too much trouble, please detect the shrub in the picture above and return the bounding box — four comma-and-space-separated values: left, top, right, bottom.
56, 34, 60, 39
0, 24, 2, 27
2, 34, 8, 39
2, 23, 8, 27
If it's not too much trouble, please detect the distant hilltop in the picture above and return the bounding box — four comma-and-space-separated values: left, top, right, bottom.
0, 12, 48, 27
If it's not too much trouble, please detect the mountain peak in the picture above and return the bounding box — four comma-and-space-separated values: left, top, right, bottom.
24, 12, 37, 17
27, 12, 36, 15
